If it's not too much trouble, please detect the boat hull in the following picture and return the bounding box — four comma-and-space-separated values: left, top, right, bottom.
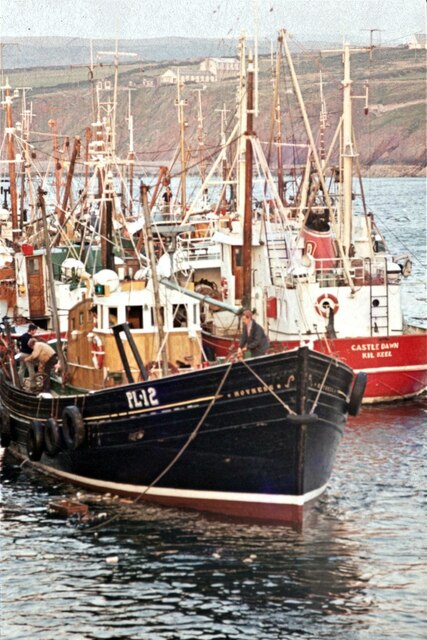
0, 348, 355, 522
203, 331, 427, 404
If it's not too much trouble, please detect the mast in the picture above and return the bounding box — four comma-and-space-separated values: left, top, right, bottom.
216, 103, 230, 210
242, 51, 254, 310
175, 71, 187, 215
236, 35, 247, 217
140, 183, 169, 377
100, 172, 115, 271
60, 136, 81, 228
38, 187, 67, 381
126, 83, 136, 215
270, 31, 284, 202
83, 126, 92, 213
282, 30, 354, 288
48, 119, 62, 221
96, 43, 137, 156
4, 80, 18, 246
321, 41, 368, 255
319, 70, 328, 169
17, 86, 34, 226
194, 88, 206, 183
342, 42, 355, 255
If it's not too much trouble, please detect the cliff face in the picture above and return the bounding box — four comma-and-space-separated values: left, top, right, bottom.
4, 46, 426, 177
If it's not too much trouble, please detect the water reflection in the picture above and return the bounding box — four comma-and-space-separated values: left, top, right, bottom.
1, 397, 426, 639
2, 459, 369, 639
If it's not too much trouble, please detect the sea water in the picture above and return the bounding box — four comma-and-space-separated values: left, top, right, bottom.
1, 177, 426, 639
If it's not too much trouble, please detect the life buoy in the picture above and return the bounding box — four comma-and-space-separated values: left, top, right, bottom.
26, 420, 45, 461
62, 406, 85, 450
315, 293, 339, 318
348, 372, 368, 416
91, 335, 105, 369
44, 417, 62, 456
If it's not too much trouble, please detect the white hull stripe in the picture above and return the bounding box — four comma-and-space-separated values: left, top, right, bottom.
36, 464, 328, 507
355, 364, 427, 374
363, 390, 425, 403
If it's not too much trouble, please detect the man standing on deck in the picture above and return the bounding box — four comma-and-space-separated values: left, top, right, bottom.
25, 339, 58, 392
237, 310, 270, 359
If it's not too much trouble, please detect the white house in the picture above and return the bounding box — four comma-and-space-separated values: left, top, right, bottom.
199, 57, 239, 79
159, 69, 215, 85
159, 69, 178, 85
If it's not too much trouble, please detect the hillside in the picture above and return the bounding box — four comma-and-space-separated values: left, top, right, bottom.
2, 44, 426, 177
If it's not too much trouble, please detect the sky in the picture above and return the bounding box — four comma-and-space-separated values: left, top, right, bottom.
0, 0, 425, 44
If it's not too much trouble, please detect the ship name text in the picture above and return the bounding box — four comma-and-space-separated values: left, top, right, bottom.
351, 341, 399, 359
126, 387, 159, 410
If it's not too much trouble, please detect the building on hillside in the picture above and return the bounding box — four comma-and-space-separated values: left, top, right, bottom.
408, 33, 427, 49
159, 70, 178, 85
159, 68, 215, 85
199, 57, 239, 79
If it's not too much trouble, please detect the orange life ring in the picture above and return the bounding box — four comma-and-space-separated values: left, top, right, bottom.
91, 335, 105, 369
315, 293, 339, 318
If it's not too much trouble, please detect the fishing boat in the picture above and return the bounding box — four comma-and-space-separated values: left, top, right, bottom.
0, 175, 364, 525
178, 33, 426, 404
0, 301, 364, 524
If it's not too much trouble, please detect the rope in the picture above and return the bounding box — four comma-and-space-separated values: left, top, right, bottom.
240, 358, 296, 415
75, 361, 234, 532
309, 359, 333, 415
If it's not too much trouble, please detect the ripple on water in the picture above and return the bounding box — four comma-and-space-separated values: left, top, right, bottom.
1, 403, 427, 638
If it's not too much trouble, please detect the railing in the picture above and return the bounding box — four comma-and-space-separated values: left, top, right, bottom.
176, 233, 221, 263
285, 256, 401, 289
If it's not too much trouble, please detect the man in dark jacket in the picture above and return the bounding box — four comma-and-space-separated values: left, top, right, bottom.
237, 310, 269, 358
18, 323, 38, 387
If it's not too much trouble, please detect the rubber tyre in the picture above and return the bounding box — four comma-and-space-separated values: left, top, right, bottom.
26, 420, 45, 461
0, 408, 11, 448
44, 418, 62, 456
62, 406, 85, 450
348, 372, 368, 416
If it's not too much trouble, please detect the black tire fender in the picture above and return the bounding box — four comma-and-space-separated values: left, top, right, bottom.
26, 420, 45, 461
62, 406, 85, 450
0, 407, 11, 448
45, 418, 62, 456
348, 372, 368, 416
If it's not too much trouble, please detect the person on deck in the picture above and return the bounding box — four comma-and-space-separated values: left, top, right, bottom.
25, 339, 58, 392
18, 323, 38, 388
237, 310, 270, 359
162, 186, 173, 216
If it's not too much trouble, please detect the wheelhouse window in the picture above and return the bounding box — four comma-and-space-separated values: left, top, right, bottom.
27, 257, 40, 274
173, 304, 188, 328
126, 306, 143, 329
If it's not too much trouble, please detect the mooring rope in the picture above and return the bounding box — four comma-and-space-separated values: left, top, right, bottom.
76, 361, 234, 532
240, 358, 297, 415
309, 359, 333, 414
